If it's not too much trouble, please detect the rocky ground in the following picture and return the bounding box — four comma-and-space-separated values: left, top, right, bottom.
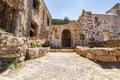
1, 52, 120, 80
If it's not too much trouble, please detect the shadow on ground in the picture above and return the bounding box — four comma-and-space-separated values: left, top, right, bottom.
0, 68, 7, 74
0, 59, 14, 74
79, 55, 120, 69
95, 62, 120, 69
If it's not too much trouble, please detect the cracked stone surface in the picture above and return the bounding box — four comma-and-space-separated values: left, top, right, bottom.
1, 52, 120, 80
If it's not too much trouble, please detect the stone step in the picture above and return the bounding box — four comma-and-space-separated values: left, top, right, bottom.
0, 50, 20, 54
50, 49, 75, 52
0, 46, 21, 58
0, 46, 20, 50
26, 47, 50, 60
0, 53, 20, 58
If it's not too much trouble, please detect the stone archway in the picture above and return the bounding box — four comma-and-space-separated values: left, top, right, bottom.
62, 29, 71, 47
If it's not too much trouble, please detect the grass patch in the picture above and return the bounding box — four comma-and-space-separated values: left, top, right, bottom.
7, 60, 20, 69
0, 28, 5, 32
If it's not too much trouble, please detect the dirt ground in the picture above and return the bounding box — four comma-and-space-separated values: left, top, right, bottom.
1, 52, 120, 80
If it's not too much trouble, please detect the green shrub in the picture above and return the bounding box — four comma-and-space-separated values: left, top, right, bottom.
7, 59, 20, 69
0, 28, 5, 32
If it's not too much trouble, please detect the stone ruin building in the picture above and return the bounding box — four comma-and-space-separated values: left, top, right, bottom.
0, 0, 51, 39
0, 0, 52, 68
0, 1, 120, 64
0, 0, 120, 49
49, 3, 120, 48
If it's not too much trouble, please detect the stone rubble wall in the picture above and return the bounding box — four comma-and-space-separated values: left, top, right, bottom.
0, 32, 50, 70
106, 3, 120, 15
89, 40, 120, 48
49, 4, 120, 48
76, 46, 120, 62
77, 9, 120, 45
49, 22, 84, 48
0, 32, 49, 59
1, 0, 52, 38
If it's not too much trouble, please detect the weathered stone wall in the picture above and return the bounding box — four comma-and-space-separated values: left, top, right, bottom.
17, 0, 51, 38
39, 0, 52, 31
0, 31, 50, 71
0, 0, 52, 39
93, 14, 120, 40
49, 4, 120, 48
106, 3, 120, 15
76, 46, 120, 62
49, 22, 84, 48
0, 32, 28, 60
78, 10, 120, 44
77, 11, 93, 44
89, 40, 120, 48
0, 31, 49, 60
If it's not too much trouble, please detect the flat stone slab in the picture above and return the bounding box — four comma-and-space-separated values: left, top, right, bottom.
26, 47, 50, 59
50, 49, 75, 52
0, 54, 20, 58
0, 46, 21, 59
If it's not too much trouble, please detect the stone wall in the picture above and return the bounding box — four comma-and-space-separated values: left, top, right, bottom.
49, 22, 84, 48
93, 14, 120, 40
76, 46, 120, 62
49, 10, 120, 48
0, 31, 50, 63
0, 31, 50, 71
77, 10, 120, 44
89, 40, 120, 48
106, 3, 120, 15
0, 0, 52, 39
49, 4, 120, 48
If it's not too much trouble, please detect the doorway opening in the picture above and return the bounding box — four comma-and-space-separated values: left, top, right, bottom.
30, 22, 37, 38
62, 29, 71, 47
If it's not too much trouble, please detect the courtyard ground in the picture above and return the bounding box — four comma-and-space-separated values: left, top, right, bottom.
1, 52, 120, 80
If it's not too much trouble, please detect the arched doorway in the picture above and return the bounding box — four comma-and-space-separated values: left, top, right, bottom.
62, 30, 71, 47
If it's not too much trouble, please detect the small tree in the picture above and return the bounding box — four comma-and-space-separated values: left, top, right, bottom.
64, 16, 71, 24
52, 16, 71, 25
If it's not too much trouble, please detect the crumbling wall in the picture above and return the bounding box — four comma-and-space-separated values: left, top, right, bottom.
49, 22, 84, 48
0, 0, 52, 39
78, 10, 120, 44
89, 40, 120, 48
76, 46, 120, 62
0, 0, 20, 34
0, 31, 50, 71
106, 3, 120, 15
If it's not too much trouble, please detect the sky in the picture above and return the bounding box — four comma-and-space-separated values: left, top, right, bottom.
44, 0, 120, 20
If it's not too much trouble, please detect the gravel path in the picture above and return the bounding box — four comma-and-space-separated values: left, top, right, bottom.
1, 52, 120, 80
